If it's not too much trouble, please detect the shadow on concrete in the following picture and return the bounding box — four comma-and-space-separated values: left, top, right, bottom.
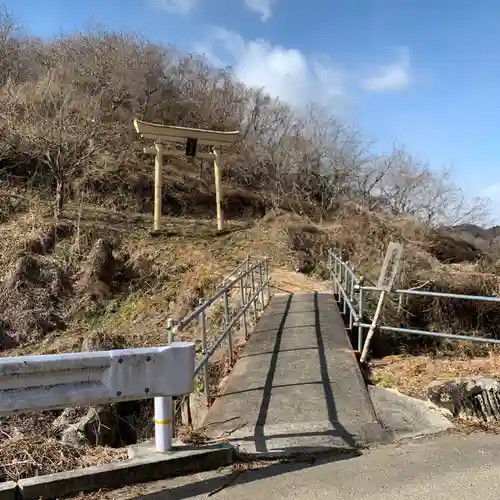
251, 292, 356, 453
202, 291, 384, 457
253, 294, 292, 453
313, 292, 357, 449
131, 450, 362, 500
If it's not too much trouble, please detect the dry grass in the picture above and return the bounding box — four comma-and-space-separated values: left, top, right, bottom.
0, 207, 290, 355
270, 268, 330, 294
320, 203, 500, 356
0, 435, 127, 482
0, 200, 499, 484
0, 204, 301, 482
372, 352, 500, 398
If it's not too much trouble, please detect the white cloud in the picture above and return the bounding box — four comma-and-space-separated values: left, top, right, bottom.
201, 28, 346, 110
152, 0, 278, 19
361, 47, 412, 92
244, 0, 277, 21
152, 0, 200, 15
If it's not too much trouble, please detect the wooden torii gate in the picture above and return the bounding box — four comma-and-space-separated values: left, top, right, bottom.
133, 119, 240, 232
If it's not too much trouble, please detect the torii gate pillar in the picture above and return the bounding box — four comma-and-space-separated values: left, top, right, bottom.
133, 119, 239, 233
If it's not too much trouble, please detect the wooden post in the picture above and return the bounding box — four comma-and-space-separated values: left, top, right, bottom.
154, 142, 163, 232
212, 148, 223, 231
359, 291, 386, 363
360, 242, 403, 363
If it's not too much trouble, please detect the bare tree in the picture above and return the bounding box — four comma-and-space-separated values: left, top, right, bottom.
0, 18, 489, 227
0, 4, 19, 84
0, 71, 100, 218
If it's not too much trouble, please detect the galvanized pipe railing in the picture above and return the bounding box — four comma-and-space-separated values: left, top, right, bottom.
171, 257, 271, 408
328, 249, 500, 353
329, 251, 360, 334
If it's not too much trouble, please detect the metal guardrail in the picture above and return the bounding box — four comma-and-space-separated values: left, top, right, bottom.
328, 249, 500, 353
0, 343, 196, 452
0, 257, 272, 454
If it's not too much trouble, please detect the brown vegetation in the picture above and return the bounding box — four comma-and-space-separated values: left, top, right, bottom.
0, 4, 499, 481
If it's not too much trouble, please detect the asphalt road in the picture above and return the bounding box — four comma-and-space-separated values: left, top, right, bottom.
120, 432, 500, 499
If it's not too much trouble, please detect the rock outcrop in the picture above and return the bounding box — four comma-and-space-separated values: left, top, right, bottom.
51, 404, 139, 448
427, 377, 500, 422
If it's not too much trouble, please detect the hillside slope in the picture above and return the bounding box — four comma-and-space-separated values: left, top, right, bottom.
0, 13, 499, 482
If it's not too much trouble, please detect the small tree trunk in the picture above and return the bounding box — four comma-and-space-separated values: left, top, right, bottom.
74, 186, 84, 252
54, 178, 64, 219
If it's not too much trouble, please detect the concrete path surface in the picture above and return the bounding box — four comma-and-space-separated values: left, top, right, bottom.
109, 432, 500, 499
203, 292, 389, 456
368, 385, 454, 440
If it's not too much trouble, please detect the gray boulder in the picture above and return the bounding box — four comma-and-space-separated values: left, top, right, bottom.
427, 377, 500, 422
52, 405, 121, 447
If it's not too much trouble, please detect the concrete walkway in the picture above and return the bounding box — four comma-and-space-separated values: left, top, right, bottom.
203, 292, 389, 456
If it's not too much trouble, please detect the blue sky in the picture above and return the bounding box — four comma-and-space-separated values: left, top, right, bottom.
4, 0, 500, 220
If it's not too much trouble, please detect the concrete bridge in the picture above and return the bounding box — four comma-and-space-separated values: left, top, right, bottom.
203, 291, 390, 456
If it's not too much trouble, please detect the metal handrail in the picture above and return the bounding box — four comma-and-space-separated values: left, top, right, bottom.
194, 277, 270, 377
177, 258, 269, 330
328, 248, 500, 352
217, 255, 263, 287
361, 285, 500, 303
0, 258, 273, 457
171, 256, 271, 406
217, 256, 250, 287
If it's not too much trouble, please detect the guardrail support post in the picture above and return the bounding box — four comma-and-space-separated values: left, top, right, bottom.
154, 396, 173, 452
199, 305, 210, 406
223, 290, 233, 365
154, 317, 176, 452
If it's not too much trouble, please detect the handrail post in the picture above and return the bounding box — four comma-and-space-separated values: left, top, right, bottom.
349, 271, 354, 330
168, 317, 176, 440
333, 255, 337, 296
264, 258, 270, 305
342, 265, 348, 315
223, 289, 233, 366
339, 261, 344, 308
259, 262, 265, 309
240, 276, 249, 340
245, 256, 252, 317
199, 302, 210, 407
251, 267, 257, 320
167, 317, 174, 344
154, 317, 175, 452
358, 277, 365, 352
328, 251, 332, 290
331, 253, 337, 296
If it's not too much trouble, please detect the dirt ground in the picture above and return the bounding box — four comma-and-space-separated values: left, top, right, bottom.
270, 269, 330, 294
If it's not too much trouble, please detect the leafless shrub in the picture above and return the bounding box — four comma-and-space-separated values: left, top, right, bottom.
0, 7, 489, 228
